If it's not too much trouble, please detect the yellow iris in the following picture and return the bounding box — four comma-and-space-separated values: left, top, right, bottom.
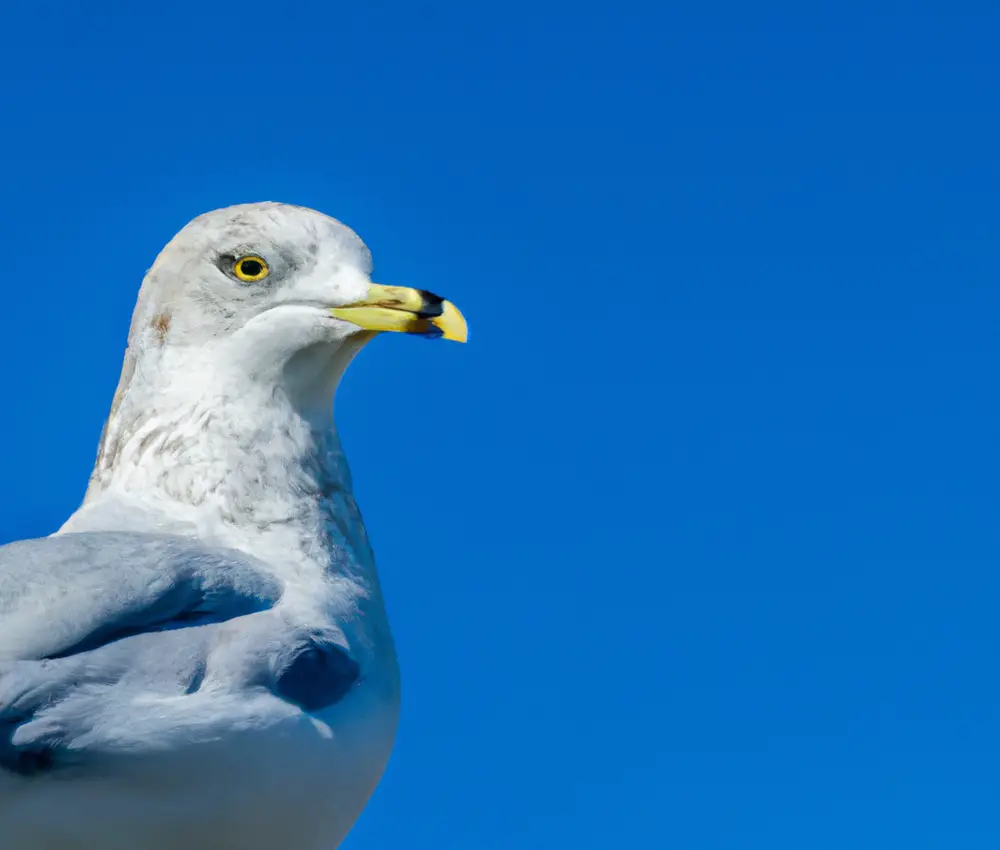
233, 256, 269, 282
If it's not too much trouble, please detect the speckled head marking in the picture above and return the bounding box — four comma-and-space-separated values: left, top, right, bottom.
151, 313, 171, 342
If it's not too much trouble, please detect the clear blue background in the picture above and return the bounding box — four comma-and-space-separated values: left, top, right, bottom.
1, 1, 997, 847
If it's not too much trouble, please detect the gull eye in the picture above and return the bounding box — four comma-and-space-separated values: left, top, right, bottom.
233, 255, 269, 282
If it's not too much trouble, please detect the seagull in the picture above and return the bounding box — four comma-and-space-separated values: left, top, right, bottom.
0, 202, 467, 850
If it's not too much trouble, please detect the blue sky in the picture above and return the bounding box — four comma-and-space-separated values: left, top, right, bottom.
1, 1, 998, 847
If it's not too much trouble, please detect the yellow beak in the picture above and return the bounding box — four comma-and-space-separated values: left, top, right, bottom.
330, 284, 468, 343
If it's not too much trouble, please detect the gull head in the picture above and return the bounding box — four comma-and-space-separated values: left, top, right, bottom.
120, 202, 466, 402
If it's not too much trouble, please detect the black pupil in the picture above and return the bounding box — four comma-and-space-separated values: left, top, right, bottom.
240, 259, 263, 277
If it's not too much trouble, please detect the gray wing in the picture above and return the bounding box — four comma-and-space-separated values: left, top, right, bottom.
0, 531, 282, 662
0, 531, 293, 775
